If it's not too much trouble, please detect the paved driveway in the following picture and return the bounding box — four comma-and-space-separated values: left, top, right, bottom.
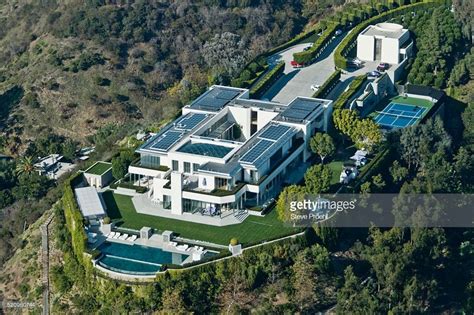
261, 33, 348, 104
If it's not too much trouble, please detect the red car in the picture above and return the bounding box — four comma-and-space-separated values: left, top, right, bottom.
291, 60, 304, 68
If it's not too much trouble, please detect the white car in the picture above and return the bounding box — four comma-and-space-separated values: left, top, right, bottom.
311, 84, 321, 91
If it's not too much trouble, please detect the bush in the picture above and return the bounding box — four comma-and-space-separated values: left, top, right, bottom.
230, 238, 239, 246
293, 23, 339, 65
333, 74, 367, 110
249, 61, 284, 98
103, 216, 111, 224
313, 70, 341, 99
248, 62, 262, 74
94, 76, 111, 86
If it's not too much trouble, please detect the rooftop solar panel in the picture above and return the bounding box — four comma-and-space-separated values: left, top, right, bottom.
259, 124, 291, 141
150, 130, 184, 151
216, 90, 240, 100
175, 113, 208, 130
191, 87, 242, 111
240, 139, 273, 164
177, 142, 233, 158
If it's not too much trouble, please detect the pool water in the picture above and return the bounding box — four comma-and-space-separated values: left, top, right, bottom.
97, 241, 189, 275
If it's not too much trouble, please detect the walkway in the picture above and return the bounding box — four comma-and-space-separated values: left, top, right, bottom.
130, 194, 243, 226
41, 214, 54, 315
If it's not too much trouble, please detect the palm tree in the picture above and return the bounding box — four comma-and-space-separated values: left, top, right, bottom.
15, 156, 35, 176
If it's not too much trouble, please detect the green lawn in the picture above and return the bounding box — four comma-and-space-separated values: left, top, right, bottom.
101, 191, 300, 246
85, 161, 112, 175
391, 95, 433, 108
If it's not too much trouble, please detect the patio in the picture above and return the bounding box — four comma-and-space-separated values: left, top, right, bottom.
131, 193, 243, 226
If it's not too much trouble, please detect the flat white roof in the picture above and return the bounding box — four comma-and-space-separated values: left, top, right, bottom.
361, 23, 407, 39
75, 187, 106, 217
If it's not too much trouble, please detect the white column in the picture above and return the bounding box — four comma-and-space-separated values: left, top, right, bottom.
170, 172, 183, 215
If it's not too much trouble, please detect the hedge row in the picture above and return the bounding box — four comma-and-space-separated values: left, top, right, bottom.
334, 0, 446, 69
354, 145, 394, 191
62, 172, 90, 267
312, 70, 341, 99
333, 75, 367, 110
249, 61, 285, 98
293, 23, 339, 65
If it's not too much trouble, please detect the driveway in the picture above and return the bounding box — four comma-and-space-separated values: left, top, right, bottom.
261, 33, 348, 104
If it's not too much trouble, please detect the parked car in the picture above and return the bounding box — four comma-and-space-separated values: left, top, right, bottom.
310, 84, 321, 91
333, 29, 342, 38
291, 60, 304, 68
377, 62, 389, 72
367, 70, 382, 79
303, 46, 311, 51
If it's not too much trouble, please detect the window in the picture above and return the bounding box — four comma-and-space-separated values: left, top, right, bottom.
251, 110, 258, 122
172, 160, 179, 171
184, 162, 191, 173
141, 154, 160, 168
193, 163, 199, 172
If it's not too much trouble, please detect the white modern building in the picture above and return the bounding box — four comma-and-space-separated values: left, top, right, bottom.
128, 85, 333, 219
357, 23, 412, 65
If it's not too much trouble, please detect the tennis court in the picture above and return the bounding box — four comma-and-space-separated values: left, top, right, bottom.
374, 102, 426, 129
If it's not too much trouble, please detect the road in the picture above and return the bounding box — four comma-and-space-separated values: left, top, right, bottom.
261, 33, 348, 104
41, 214, 54, 315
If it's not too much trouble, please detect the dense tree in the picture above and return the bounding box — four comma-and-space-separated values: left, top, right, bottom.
332, 109, 359, 137
390, 160, 409, 184
276, 184, 306, 223
350, 118, 383, 152
304, 164, 332, 195
310, 132, 335, 164
292, 248, 318, 312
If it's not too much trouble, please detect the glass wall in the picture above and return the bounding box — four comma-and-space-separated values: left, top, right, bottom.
141, 154, 160, 168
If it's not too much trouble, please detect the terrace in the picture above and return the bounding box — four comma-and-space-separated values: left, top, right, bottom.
102, 191, 300, 246
85, 161, 112, 175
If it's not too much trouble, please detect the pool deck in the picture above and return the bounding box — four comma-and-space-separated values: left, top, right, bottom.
92, 225, 210, 267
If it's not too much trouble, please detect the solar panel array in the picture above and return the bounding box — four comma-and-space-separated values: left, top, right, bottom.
175, 113, 208, 130
259, 124, 291, 141
191, 88, 241, 111
279, 99, 323, 122
240, 139, 273, 164
150, 130, 185, 151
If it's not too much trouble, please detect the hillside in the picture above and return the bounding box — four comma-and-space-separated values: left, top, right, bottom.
0, 0, 305, 155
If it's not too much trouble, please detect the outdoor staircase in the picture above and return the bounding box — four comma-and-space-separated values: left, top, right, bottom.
234, 209, 249, 222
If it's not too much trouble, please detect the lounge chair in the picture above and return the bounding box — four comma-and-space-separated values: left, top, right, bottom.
113, 233, 121, 239
129, 235, 137, 241
108, 232, 116, 238
169, 241, 178, 247
119, 233, 129, 240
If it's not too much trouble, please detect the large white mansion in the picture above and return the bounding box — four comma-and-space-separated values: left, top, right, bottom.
128, 85, 333, 217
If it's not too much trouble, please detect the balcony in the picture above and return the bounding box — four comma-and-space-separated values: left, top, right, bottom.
131, 158, 169, 172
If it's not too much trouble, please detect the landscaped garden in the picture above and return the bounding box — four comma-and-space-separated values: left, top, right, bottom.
85, 161, 112, 175
102, 191, 301, 246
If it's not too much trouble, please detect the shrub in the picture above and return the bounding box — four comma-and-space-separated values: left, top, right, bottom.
94, 76, 111, 86
293, 23, 339, 65
249, 61, 284, 98
230, 238, 239, 246
248, 62, 262, 74
103, 216, 111, 224
333, 74, 367, 110
313, 70, 341, 99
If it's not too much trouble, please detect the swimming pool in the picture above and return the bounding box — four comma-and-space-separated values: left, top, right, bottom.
97, 241, 189, 275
